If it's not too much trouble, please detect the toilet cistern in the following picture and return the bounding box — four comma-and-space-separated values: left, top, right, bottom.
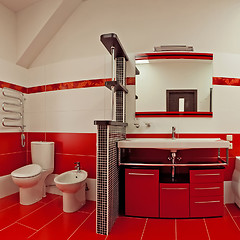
74, 162, 81, 173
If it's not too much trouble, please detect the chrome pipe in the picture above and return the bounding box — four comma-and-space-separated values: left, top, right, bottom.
2, 87, 24, 101
119, 162, 227, 167
111, 46, 115, 120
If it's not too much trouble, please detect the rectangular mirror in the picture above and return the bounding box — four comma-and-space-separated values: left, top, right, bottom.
135, 52, 213, 117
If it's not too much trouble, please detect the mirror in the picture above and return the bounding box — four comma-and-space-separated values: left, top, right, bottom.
135, 52, 213, 117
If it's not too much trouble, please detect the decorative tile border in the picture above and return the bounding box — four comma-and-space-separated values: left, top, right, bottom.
212, 77, 240, 86
1, 76, 240, 95
0, 81, 27, 93
3, 77, 135, 94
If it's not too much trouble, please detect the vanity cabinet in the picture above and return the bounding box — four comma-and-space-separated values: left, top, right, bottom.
160, 183, 189, 218
190, 169, 224, 217
125, 168, 159, 217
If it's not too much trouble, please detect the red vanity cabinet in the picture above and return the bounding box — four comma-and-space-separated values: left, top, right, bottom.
190, 169, 224, 217
125, 168, 159, 218
160, 183, 189, 218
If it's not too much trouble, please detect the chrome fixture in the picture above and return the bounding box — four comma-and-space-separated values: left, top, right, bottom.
145, 122, 151, 127
168, 152, 176, 182
153, 45, 194, 52
2, 87, 25, 147
74, 162, 81, 173
134, 123, 140, 128
172, 126, 176, 140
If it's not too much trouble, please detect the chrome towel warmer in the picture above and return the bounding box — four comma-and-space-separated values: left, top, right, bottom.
2, 87, 25, 147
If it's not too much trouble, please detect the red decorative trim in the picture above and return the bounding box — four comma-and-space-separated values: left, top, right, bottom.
212, 77, 240, 86
136, 52, 213, 61
27, 78, 136, 94
135, 111, 213, 118
126, 77, 135, 85
0, 81, 27, 93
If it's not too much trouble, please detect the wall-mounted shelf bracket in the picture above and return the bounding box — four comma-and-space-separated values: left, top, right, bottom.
100, 33, 129, 61
105, 81, 128, 93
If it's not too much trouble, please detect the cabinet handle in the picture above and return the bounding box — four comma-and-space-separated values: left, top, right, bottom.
195, 173, 220, 176
194, 200, 221, 204
195, 187, 220, 190
162, 188, 188, 190
128, 173, 155, 176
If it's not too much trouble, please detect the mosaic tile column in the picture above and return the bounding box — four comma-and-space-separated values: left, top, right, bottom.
95, 121, 126, 235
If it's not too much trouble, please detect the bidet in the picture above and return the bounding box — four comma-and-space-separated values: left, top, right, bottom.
54, 169, 88, 212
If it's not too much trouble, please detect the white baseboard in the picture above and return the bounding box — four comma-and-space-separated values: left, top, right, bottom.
0, 175, 19, 198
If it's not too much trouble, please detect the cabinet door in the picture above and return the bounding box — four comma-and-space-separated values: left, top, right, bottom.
190, 182, 223, 197
190, 169, 224, 183
160, 183, 189, 218
190, 195, 224, 217
125, 169, 159, 217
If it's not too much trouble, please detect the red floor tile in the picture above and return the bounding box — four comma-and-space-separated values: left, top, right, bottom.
68, 211, 106, 240
78, 200, 96, 213
177, 219, 209, 240
205, 208, 240, 240
234, 217, 240, 229
0, 222, 36, 239
28, 211, 90, 240
39, 193, 60, 203
0, 193, 19, 211
226, 203, 240, 217
142, 218, 175, 240
0, 201, 44, 230
107, 216, 146, 240
18, 197, 63, 230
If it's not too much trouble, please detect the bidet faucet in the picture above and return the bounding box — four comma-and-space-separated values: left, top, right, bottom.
172, 126, 176, 140
74, 162, 81, 173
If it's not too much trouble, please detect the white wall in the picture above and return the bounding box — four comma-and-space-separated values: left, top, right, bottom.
0, 4, 16, 62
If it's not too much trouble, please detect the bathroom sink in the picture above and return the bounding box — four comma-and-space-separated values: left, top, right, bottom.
118, 138, 230, 151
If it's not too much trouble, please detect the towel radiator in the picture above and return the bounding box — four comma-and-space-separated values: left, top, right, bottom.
1, 87, 25, 147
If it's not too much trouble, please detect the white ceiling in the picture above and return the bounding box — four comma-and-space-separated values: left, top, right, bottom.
0, 0, 41, 12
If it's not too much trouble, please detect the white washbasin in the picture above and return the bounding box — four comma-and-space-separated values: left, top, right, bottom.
118, 138, 230, 151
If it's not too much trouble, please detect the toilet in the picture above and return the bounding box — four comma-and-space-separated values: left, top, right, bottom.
232, 156, 240, 208
11, 141, 54, 205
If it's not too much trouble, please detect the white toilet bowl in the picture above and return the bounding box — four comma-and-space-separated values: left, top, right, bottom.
11, 164, 53, 205
54, 170, 88, 213
11, 141, 54, 205
232, 156, 240, 208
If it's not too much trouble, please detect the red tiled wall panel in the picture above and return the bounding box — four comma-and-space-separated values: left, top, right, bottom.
27, 132, 96, 179
0, 133, 27, 176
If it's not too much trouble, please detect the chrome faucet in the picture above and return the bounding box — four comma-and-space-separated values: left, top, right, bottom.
74, 162, 81, 173
172, 126, 176, 140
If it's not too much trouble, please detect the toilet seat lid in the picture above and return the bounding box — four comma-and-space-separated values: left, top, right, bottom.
11, 164, 42, 178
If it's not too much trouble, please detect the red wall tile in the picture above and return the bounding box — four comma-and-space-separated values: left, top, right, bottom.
54, 154, 96, 178
27, 132, 97, 179
0, 133, 25, 154
0, 152, 26, 176
45, 133, 96, 155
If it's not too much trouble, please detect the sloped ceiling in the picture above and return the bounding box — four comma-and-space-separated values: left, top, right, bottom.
0, 0, 41, 12
0, 0, 84, 68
